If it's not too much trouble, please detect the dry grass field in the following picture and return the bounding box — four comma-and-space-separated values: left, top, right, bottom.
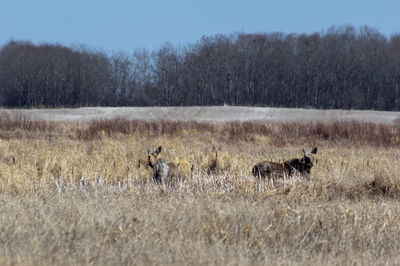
0, 110, 400, 265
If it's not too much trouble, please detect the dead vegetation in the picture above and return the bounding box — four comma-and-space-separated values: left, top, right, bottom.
0, 112, 400, 265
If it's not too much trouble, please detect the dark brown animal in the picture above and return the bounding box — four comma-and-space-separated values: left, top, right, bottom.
147, 146, 180, 184
252, 147, 318, 185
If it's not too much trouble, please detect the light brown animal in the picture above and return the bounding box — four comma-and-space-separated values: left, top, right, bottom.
147, 146, 181, 184
252, 147, 318, 185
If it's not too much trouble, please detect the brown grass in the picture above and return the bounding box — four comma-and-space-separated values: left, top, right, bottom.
1, 111, 399, 146
76, 119, 400, 147
0, 112, 400, 265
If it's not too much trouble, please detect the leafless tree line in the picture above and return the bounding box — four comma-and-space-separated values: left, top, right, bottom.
1, 25, 399, 110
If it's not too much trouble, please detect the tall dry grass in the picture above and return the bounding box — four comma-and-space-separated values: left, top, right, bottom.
0, 112, 400, 265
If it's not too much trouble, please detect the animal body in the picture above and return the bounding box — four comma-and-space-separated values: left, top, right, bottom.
252, 147, 318, 185
147, 146, 180, 184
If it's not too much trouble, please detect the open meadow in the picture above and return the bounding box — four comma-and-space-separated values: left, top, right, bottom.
0, 108, 400, 265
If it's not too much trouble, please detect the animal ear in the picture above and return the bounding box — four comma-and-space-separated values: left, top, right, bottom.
156, 146, 162, 154
311, 147, 318, 154
302, 148, 306, 155
147, 149, 150, 156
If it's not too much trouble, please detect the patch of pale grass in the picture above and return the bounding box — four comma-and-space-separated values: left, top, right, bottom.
2, 187, 400, 265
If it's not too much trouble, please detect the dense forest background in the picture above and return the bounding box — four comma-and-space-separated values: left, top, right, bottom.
1, 25, 400, 110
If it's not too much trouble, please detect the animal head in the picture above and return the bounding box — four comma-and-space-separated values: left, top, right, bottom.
299, 147, 318, 174
147, 146, 162, 168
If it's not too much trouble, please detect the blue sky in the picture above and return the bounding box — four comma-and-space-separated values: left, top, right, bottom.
1, 0, 399, 52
